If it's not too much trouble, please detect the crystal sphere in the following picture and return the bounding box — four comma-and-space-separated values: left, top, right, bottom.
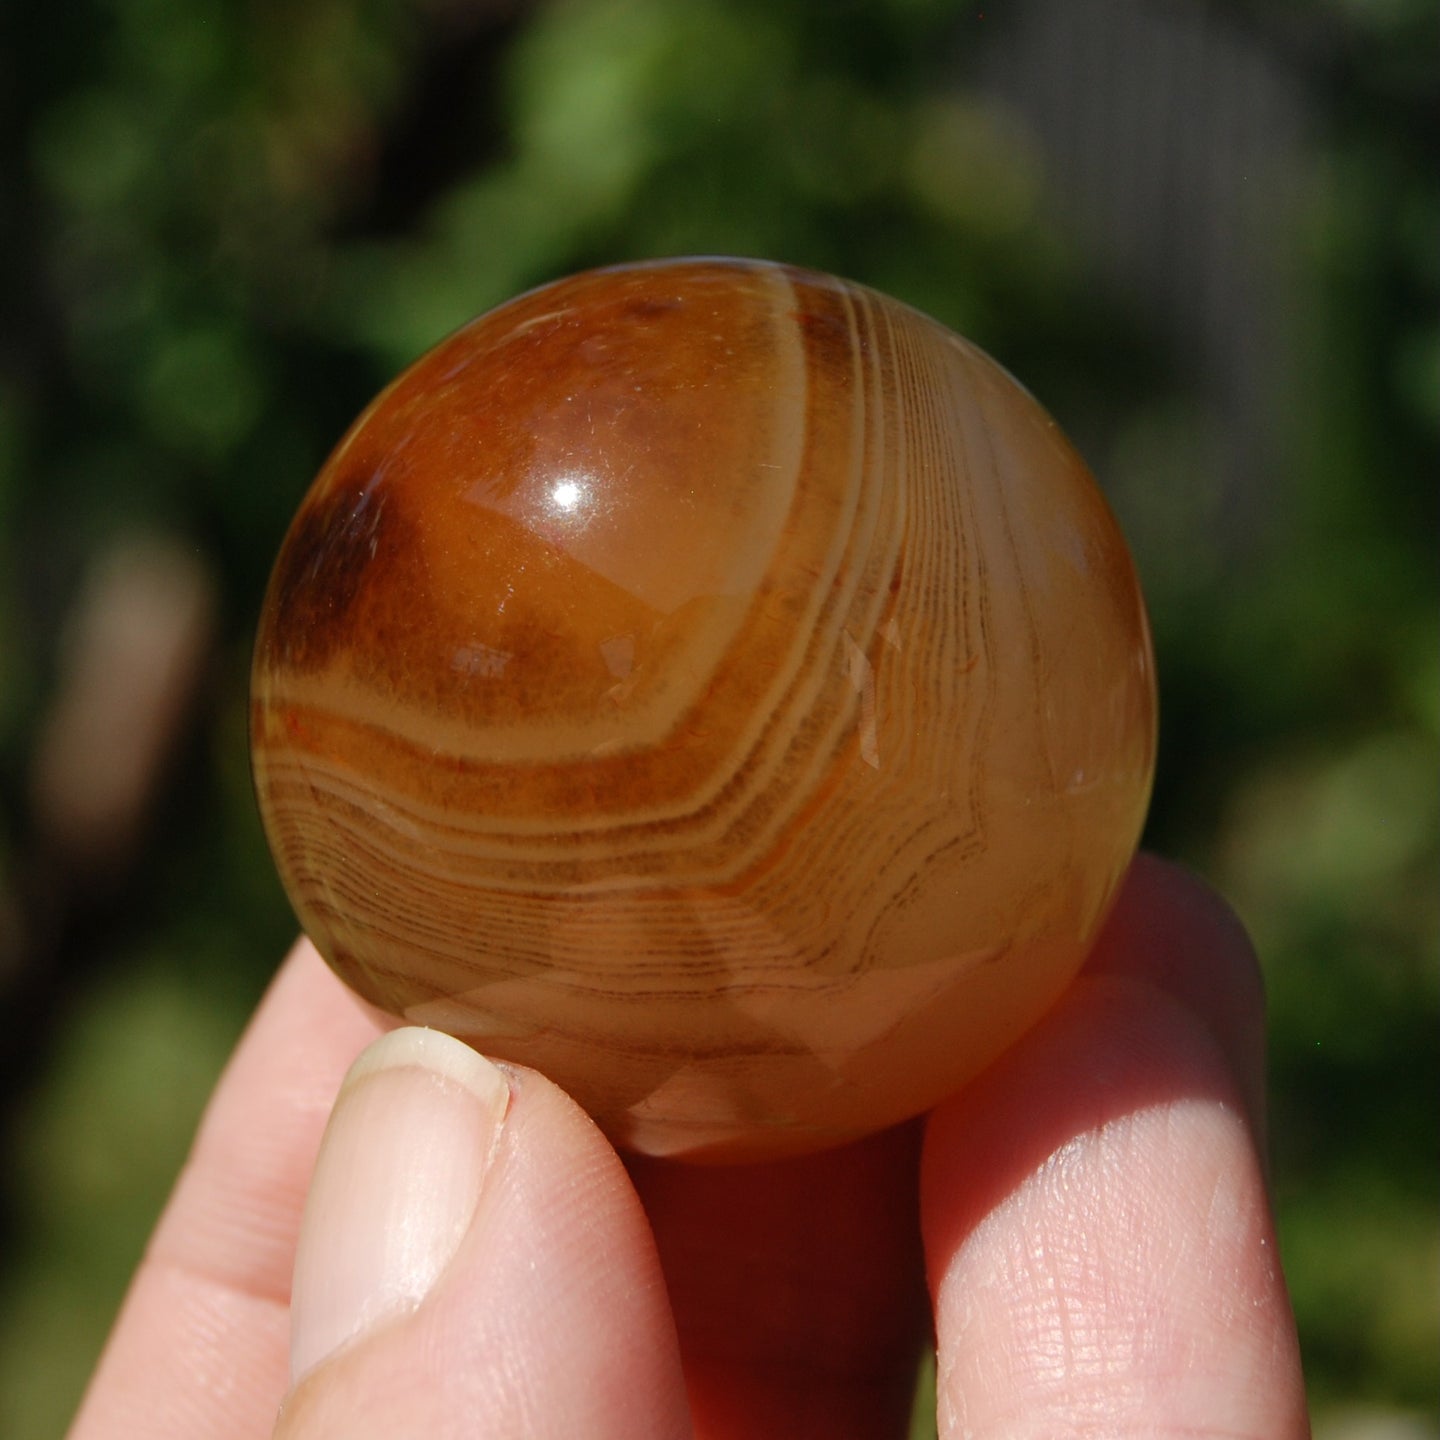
251, 258, 1156, 1161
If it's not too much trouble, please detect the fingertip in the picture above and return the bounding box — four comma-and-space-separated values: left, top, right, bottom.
287, 1027, 511, 1382
919, 865, 1307, 1440
1087, 853, 1269, 1133
276, 1049, 689, 1440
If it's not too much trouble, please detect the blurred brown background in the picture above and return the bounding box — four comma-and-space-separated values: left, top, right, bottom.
0, 1, 1434, 1435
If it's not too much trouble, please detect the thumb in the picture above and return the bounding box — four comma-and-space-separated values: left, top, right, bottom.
272, 1028, 690, 1440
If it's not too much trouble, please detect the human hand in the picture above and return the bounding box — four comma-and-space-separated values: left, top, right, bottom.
65, 855, 1309, 1438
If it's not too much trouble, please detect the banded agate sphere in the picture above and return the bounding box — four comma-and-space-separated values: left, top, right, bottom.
251, 258, 1156, 1161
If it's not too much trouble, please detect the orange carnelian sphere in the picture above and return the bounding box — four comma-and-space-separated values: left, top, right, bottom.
251, 258, 1156, 1161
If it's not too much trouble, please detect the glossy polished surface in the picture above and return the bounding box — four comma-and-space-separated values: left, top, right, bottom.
251, 258, 1156, 1160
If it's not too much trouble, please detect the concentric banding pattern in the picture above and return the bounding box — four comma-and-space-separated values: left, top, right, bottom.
251, 258, 1156, 1159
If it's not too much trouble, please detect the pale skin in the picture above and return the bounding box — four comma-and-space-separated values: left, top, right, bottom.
67, 855, 1310, 1439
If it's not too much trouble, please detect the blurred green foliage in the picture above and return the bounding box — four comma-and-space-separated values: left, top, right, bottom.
0, 0, 1434, 1434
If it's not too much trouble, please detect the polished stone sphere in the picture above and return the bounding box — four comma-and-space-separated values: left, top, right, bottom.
251, 258, 1156, 1160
